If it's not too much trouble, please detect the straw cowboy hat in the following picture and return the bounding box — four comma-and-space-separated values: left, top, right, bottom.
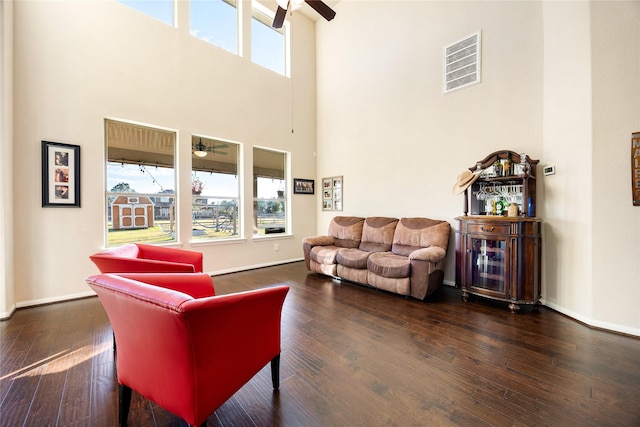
452, 169, 482, 195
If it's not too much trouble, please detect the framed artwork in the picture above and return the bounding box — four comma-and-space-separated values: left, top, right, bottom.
293, 178, 315, 194
633, 132, 640, 206
42, 141, 81, 207
322, 175, 343, 211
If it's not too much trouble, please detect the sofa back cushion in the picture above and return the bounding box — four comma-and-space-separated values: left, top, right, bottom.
328, 216, 365, 248
391, 218, 451, 256
359, 217, 399, 252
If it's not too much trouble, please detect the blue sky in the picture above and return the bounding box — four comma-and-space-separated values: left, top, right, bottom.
118, 0, 285, 74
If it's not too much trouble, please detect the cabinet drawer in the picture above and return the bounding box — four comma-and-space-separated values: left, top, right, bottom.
466, 223, 510, 235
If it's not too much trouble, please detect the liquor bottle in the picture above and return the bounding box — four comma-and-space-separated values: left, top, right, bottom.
527, 198, 535, 217
496, 198, 504, 215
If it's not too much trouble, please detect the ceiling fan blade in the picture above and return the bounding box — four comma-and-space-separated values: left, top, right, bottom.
273, 6, 287, 28
305, 0, 336, 22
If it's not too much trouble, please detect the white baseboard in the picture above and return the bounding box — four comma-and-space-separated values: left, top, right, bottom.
1, 303, 16, 320
542, 299, 640, 338
209, 257, 304, 276
15, 290, 97, 310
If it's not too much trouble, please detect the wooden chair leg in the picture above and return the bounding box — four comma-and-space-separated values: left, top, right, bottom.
271, 354, 281, 390
118, 384, 132, 426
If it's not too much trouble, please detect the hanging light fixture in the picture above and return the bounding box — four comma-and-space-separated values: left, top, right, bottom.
193, 138, 208, 158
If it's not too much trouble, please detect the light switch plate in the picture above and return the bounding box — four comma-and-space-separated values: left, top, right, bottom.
543, 165, 556, 176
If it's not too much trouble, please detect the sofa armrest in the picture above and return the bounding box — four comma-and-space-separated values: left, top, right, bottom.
409, 246, 446, 263
302, 235, 335, 246
302, 236, 335, 270
111, 273, 216, 298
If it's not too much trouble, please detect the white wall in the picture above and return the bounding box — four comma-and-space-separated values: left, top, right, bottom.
589, 1, 640, 333
316, 0, 544, 281
316, 1, 640, 336
7, 0, 317, 307
541, 1, 594, 319
1, 0, 16, 319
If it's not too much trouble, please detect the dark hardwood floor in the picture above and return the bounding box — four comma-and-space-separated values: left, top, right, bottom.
1, 261, 639, 426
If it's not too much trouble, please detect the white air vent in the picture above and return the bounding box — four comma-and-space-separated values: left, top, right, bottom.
443, 31, 481, 93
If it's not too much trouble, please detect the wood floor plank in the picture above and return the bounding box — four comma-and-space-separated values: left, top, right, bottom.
1, 261, 640, 426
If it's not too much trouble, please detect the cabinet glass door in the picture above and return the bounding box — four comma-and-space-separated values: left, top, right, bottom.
470, 238, 506, 294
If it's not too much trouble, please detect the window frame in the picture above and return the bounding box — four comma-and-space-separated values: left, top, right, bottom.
250, 0, 291, 77
104, 119, 178, 246
190, 135, 243, 242
252, 146, 290, 236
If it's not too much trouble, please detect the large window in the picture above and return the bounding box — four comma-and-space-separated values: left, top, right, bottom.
116, 0, 175, 26
253, 147, 287, 235
251, 1, 288, 76
191, 136, 240, 241
191, 0, 238, 54
105, 120, 176, 246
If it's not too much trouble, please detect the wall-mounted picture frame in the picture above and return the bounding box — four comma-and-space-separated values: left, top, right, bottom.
322, 175, 343, 211
42, 141, 81, 207
293, 178, 315, 194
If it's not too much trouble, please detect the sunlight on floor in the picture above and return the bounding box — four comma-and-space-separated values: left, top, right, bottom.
1, 340, 112, 380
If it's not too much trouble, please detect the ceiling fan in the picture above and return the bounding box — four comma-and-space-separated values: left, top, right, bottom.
193, 138, 228, 158
273, 0, 336, 29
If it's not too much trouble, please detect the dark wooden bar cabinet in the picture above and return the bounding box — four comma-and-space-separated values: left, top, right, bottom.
455, 150, 542, 312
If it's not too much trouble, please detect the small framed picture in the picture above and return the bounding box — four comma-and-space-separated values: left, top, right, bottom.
42, 141, 80, 207
293, 178, 315, 194
322, 175, 343, 211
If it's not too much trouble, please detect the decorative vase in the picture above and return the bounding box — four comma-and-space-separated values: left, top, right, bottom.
508, 204, 519, 217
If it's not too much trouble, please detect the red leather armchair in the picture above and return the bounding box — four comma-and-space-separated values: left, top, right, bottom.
86, 273, 289, 427
89, 243, 203, 273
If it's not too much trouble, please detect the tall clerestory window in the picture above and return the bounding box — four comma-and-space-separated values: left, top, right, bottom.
191, 136, 241, 241
116, 0, 175, 26
253, 147, 288, 235
251, 1, 288, 76
105, 119, 177, 246
190, 0, 239, 55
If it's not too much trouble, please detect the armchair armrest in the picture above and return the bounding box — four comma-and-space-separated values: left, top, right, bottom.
136, 244, 203, 272
169, 286, 290, 422
89, 256, 197, 273
409, 246, 446, 263
112, 273, 215, 298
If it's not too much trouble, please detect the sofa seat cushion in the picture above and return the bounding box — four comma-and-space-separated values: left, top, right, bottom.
336, 248, 371, 269
367, 252, 411, 278
337, 264, 369, 284
310, 245, 341, 265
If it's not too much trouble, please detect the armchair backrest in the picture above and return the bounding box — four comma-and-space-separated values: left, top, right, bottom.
359, 217, 399, 252
327, 216, 365, 248
391, 218, 451, 256
86, 273, 288, 427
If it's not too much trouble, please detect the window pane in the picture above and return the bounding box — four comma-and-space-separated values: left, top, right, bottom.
251, 2, 287, 76
253, 147, 287, 235
191, 136, 240, 241
117, 0, 174, 26
105, 120, 176, 246
191, 0, 238, 54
